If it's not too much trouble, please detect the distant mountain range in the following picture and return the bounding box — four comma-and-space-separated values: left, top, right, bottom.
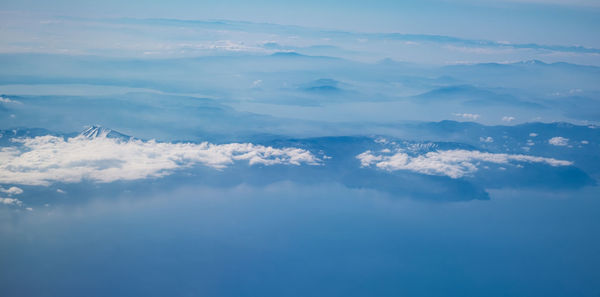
1, 121, 596, 204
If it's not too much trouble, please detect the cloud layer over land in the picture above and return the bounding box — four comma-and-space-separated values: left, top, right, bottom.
357, 149, 572, 178
0, 133, 322, 186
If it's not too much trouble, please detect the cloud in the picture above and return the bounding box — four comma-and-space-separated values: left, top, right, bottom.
548, 137, 569, 146
251, 80, 263, 88
0, 96, 21, 104
453, 113, 480, 120
178, 40, 264, 53
529, 133, 538, 137
0, 186, 23, 195
444, 45, 516, 55
357, 149, 572, 179
479, 136, 494, 143
502, 116, 515, 122
0, 197, 23, 206
0, 134, 322, 186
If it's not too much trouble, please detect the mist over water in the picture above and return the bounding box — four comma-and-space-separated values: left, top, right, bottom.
2, 183, 599, 297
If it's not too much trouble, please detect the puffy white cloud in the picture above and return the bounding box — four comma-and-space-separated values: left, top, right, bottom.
453, 113, 480, 120
0, 186, 23, 195
357, 152, 383, 167
0, 134, 322, 186
529, 133, 538, 137
357, 149, 572, 179
548, 137, 569, 146
0, 197, 23, 206
502, 116, 515, 122
581, 140, 589, 144
479, 136, 494, 143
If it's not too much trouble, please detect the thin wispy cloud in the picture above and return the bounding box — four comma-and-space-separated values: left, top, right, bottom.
1, 13, 599, 65
453, 113, 480, 120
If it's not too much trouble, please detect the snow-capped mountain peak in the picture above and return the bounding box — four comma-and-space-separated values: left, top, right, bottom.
80, 125, 130, 140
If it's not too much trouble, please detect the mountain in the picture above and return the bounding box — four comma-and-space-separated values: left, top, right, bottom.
80, 125, 131, 140
2, 122, 596, 202
412, 85, 543, 108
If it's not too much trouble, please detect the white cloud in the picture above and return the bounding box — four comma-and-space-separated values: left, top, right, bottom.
0, 96, 21, 104
357, 149, 572, 179
0, 197, 23, 206
529, 133, 538, 137
251, 80, 263, 87
502, 116, 515, 122
0, 134, 322, 186
479, 136, 494, 143
403, 41, 419, 46
581, 140, 589, 144
0, 186, 23, 195
179, 40, 263, 53
453, 113, 480, 120
548, 137, 569, 146
444, 45, 516, 55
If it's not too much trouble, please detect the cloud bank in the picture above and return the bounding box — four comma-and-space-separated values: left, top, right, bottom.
0, 134, 322, 186
357, 149, 572, 179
